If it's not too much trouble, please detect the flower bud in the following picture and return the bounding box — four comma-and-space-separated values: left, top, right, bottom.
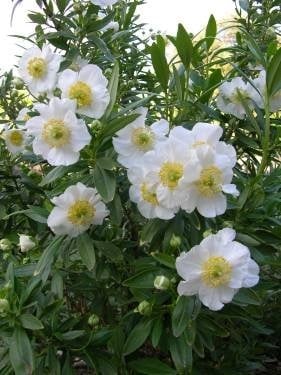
203, 229, 213, 238
18, 234, 35, 252
0, 299, 9, 313
0, 239, 12, 251
12, 77, 24, 90
137, 300, 152, 316
170, 234, 181, 248
154, 275, 170, 291
88, 314, 100, 327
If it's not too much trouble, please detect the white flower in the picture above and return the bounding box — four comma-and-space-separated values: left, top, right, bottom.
69, 56, 88, 71
142, 138, 191, 209
47, 182, 109, 238
216, 77, 253, 119
18, 44, 62, 96
179, 147, 239, 218
127, 165, 176, 219
176, 228, 259, 311
16, 108, 31, 122
58, 64, 110, 118
248, 70, 281, 112
112, 107, 169, 168
26, 98, 91, 166
2, 127, 26, 154
19, 234, 36, 252
98, 13, 119, 32
91, 0, 119, 7
170, 122, 236, 168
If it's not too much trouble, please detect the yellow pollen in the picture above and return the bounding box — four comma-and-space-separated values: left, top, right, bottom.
159, 162, 183, 189
202, 256, 232, 287
195, 165, 222, 197
193, 140, 207, 148
8, 130, 24, 146
140, 183, 158, 206
131, 127, 155, 151
27, 57, 47, 79
67, 200, 95, 226
68, 81, 92, 107
42, 119, 70, 148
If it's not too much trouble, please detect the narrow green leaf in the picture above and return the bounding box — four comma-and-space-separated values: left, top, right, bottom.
150, 39, 169, 91
205, 14, 217, 50
93, 165, 116, 202
9, 328, 34, 375
20, 314, 44, 330
172, 296, 195, 337
267, 47, 281, 96
169, 335, 193, 371
123, 320, 153, 355
104, 61, 119, 119
77, 233, 96, 271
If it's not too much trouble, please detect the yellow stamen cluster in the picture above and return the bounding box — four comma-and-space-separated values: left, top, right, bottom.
69, 81, 92, 107
202, 256, 232, 287
8, 130, 24, 146
27, 57, 47, 79
131, 127, 155, 151
141, 183, 158, 206
67, 200, 95, 226
196, 166, 222, 197
159, 162, 183, 190
42, 119, 70, 148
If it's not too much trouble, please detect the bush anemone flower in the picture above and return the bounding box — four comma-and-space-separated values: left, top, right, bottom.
47, 182, 109, 238
112, 107, 169, 168
176, 228, 259, 311
26, 98, 91, 166
58, 64, 110, 118
2, 127, 27, 154
18, 44, 62, 96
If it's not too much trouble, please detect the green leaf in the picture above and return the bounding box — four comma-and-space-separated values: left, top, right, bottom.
9, 327, 34, 375
51, 272, 64, 299
205, 14, 217, 50
123, 269, 159, 289
20, 314, 44, 330
39, 166, 69, 186
77, 233, 96, 271
151, 253, 175, 269
129, 358, 177, 375
93, 165, 116, 202
60, 330, 85, 341
150, 37, 169, 91
24, 206, 49, 224
104, 61, 119, 119
171, 23, 193, 70
267, 47, 281, 96
233, 288, 261, 306
28, 12, 45, 24
94, 241, 123, 263
151, 318, 163, 348
57, 0, 69, 13
123, 319, 153, 355
169, 334, 192, 371
172, 296, 195, 337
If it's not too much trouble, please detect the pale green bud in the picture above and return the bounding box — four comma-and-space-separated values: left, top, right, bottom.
154, 275, 170, 290
137, 300, 152, 316
0, 299, 9, 313
88, 314, 100, 327
170, 234, 181, 248
0, 239, 12, 251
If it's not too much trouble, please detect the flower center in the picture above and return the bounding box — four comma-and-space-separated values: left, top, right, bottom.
230, 88, 250, 104
68, 81, 92, 108
159, 162, 183, 189
202, 256, 232, 287
8, 130, 24, 146
195, 165, 222, 197
140, 183, 158, 206
131, 127, 155, 151
42, 119, 71, 148
27, 57, 47, 79
67, 200, 95, 226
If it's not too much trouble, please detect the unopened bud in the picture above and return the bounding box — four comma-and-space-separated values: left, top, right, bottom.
0, 239, 12, 251
170, 234, 181, 248
19, 234, 36, 252
0, 299, 9, 313
137, 300, 152, 316
154, 275, 170, 290
88, 314, 100, 327
13, 77, 24, 90
203, 229, 213, 238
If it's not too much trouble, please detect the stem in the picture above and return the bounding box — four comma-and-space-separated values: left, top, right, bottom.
257, 87, 271, 175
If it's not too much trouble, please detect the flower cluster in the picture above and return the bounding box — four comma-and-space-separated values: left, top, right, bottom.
113, 115, 238, 219
217, 70, 281, 118
176, 228, 259, 311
